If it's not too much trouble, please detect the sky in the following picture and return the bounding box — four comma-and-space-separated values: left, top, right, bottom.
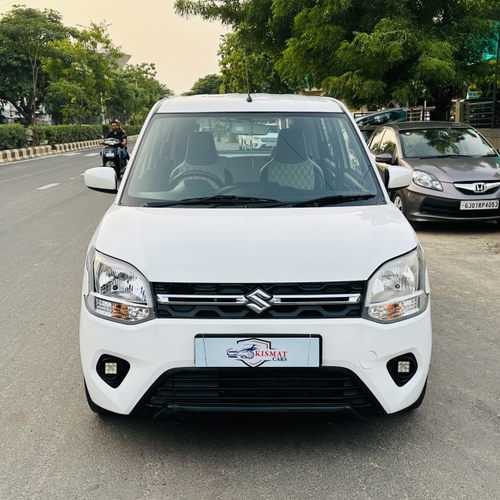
0, 0, 229, 95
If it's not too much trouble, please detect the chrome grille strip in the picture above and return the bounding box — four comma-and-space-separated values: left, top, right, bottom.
157, 293, 361, 306
454, 181, 500, 193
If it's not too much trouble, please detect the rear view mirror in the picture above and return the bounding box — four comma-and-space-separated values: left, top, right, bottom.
84, 167, 118, 193
386, 165, 412, 191
375, 153, 393, 164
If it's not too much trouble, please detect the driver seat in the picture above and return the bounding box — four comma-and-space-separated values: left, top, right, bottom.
169, 132, 232, 188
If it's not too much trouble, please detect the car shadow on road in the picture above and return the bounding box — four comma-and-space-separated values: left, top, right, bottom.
83, 407, 426, 455
412, 220, 499, 235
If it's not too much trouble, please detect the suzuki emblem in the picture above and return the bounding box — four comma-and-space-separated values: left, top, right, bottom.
246, 289, 272, 314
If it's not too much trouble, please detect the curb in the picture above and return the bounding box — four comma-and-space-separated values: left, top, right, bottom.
0, 136, 138, 164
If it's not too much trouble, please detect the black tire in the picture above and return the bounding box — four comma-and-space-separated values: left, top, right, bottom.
393, 190, 407, 217
405, 380, 427, 411
84, 381, 113, 416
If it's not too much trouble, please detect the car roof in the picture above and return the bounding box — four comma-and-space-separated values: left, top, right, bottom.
384, 121, 470, 131
355, 108, 405, 122
155, 93, 345, 114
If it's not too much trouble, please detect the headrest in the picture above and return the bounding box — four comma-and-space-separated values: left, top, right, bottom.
274, 128, 308, 164
184, 132, 218, 165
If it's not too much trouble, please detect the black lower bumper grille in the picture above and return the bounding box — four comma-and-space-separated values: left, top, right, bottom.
133, 368, 384, 418
420, 198, 500, 219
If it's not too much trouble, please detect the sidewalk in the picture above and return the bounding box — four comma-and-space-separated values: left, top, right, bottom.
0, 136, 138, 164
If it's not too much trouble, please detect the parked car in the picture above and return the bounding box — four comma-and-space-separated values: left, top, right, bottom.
368, 121, 500, 222
357, 124, 378, 142
355, 108, 407, 126
81, 93, 431, 420
239, 123, 279, 150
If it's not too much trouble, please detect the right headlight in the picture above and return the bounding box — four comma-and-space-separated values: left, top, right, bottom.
412, 170, 443, 191
85, 248, 155, 323
364, 246, 429, 323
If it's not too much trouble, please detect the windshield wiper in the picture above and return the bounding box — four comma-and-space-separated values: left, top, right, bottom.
417, 154, 472, 159
141, 195, 285, 208
291, 194, 376, 207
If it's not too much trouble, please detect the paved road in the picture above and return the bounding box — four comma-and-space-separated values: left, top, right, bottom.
0, 149, 499, 499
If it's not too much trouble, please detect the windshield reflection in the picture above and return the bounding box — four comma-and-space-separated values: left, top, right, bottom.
121, 112, 383, 207
401, 128, 494, 158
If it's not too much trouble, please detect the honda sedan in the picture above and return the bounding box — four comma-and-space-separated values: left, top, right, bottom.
368, 122, 500, 223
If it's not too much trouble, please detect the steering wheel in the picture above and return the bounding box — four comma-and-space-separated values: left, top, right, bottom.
169, 169, 225, 188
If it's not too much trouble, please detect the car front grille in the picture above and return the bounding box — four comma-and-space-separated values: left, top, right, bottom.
420, 198, 500, 218
133, 367, 383, 418
153, 281, 365, 319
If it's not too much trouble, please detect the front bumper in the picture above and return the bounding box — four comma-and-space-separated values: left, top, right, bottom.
80, 302, 432, 417
404, 188, 500, 222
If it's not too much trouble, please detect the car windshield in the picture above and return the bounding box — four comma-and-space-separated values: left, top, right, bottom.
400, 127, 496, 159
120, 112, 383, 208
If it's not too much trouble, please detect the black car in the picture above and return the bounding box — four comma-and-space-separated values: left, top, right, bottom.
367, 121, 500, 223
355, 108, 407, 126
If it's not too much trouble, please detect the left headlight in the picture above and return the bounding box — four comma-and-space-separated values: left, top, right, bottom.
85, 248, 155, 323
412, 170, 443, 191
364, 246, 429, 323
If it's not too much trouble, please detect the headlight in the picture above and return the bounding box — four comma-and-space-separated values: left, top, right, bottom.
364, 246, 429, 323
412, 170, 443, 191
85, 248, 154, 323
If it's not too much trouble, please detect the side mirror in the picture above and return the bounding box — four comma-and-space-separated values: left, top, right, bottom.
386, 165, 412, 191
375, 152, 394, 164
84, 167, 117, 193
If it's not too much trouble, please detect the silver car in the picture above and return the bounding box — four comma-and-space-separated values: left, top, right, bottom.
368, 122, 500, 223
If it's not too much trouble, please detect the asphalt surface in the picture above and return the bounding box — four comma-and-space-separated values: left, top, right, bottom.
0, 148, 499, 499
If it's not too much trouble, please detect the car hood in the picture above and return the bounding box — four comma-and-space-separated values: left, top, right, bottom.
92, 204, 418, 283
403, 156, 500, 182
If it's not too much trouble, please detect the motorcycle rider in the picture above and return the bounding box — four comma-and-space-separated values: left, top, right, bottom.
104, 120, 128, 164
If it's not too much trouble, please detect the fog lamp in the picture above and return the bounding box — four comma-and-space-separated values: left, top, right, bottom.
104, 362, 118, 375
96, 355, 130, 388
387, 353, 418, 386
398, 361, 411, 374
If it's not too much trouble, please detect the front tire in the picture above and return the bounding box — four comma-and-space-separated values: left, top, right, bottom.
393, 190, 407, 217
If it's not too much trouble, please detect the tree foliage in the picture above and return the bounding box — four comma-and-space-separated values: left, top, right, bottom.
175, 0, 499, 119
42, 23, 123, 124
182, 73, 222, 95
0, 6, 172, 125
0, 6, 74, 124
107, 63, 172, 124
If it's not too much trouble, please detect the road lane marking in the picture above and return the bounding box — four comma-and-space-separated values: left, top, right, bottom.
83, 153, 100, 157
62, 152, 81, 156
37, 183, 60, 190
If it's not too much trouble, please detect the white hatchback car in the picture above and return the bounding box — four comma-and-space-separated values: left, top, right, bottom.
81, 94, 432, 419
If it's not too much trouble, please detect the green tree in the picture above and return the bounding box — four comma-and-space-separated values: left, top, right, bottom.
107, 63, 172, 124
317, 1, 497, 118
175, 0, 293, 93
0, 6, 74, 124
175, 0, 498, 119
182, 73, 222, 95
42, 23, 123, 124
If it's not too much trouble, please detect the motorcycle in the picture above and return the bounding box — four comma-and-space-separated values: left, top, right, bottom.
101, 137, 127, 179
